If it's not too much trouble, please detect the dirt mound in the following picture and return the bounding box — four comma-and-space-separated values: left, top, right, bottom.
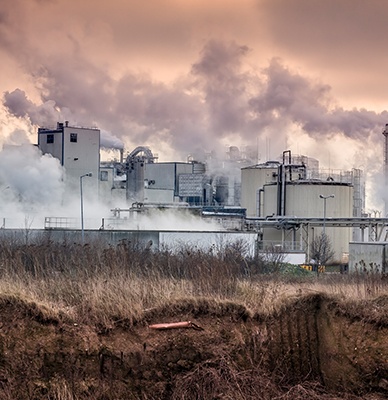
264, 293, 388, 394
0, 294, 386, 399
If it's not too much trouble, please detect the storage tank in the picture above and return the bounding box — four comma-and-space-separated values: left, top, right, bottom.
262, 181, 354, 262
241, 162, 280, 217
263, 181, 353, 218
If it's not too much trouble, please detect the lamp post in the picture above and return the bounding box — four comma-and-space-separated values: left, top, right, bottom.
319, 194, 335, 235
80, 173, 93, 243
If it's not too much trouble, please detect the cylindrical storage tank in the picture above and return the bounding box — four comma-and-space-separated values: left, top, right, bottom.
241, 162, 280, 217
284, 182, 353, 219
262, 181, 354, 262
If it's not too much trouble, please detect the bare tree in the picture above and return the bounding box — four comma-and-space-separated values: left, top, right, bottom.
261, 244, 286, 274
310, 232, 335, 267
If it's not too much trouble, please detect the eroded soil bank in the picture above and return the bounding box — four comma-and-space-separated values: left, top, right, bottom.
0, 293, 387, 399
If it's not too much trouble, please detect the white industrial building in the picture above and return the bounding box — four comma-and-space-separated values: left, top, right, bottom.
34, 121, 388, 268
38, 121, 100, 196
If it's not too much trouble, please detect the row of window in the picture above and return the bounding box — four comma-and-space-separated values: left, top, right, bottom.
46, 133, 78, 144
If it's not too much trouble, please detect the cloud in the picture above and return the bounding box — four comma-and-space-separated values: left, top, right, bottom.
3, 39, 388, 165
249, 59, 388, 140
0, 144, 65, 212
259, 0, 388, 107
1, 0, 388, 215
4, 89, 60, 126
192, 40, 253, 136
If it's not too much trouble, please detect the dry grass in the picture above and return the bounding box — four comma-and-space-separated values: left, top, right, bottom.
0, 236, 387, 328
0, 236, 387, 399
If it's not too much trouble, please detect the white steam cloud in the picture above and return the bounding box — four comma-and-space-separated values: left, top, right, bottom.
2, 39, 388, 211
3, 40, 387, 160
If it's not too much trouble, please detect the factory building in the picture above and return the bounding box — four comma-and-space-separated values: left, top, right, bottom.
37, 122, 251, 213
38, 121, 100, 180
99, 151, 210, 206
98, 143, 250, 209
240, 151, 365, 262
37, 122, 387, 266
38, 121, 100, 195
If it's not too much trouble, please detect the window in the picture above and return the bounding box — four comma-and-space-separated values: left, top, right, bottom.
100, 171, 109, 181
47, 134, 54, 144
70, 133, 78, 143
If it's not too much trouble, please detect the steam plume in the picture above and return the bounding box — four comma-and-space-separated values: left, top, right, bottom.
3, 40, 387, 162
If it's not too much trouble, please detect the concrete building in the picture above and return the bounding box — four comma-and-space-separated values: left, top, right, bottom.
38, 121, 100, 195
38, 121, 100, 179
144, 162, 200, 204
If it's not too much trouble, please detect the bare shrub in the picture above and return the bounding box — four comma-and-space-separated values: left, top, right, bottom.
310, 232, 335, 266
353, 261, 384, 298
254, 244, 287, 275
0, 235, 386, 329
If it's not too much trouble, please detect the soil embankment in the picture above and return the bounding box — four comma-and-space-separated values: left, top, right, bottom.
0, 293, 386, 399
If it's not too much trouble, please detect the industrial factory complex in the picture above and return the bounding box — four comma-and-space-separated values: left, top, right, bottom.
7, 121, 386, 271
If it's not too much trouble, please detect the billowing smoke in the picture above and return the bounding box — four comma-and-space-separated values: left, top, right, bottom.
4, 40, 387, 161
248, 59, 388, 140
100, 130, 124, 150
2, 39, 388, 210
3, 90, 124, 151
0, 144, 66, 226
4, 89, 62, 127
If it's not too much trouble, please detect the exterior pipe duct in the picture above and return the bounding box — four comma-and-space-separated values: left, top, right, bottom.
277, 150, 292, 216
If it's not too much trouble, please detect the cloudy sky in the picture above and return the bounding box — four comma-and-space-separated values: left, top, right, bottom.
1, 0, 388, 209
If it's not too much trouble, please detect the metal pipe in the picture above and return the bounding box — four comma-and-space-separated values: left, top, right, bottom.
80, 173, 93, 243
319, 194, 335, 235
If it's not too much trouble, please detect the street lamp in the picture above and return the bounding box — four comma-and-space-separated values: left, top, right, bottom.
80, 173, 93, 243
319, 194, 335, 235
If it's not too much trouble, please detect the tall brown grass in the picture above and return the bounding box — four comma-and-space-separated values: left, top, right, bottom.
0, 235, 386, 328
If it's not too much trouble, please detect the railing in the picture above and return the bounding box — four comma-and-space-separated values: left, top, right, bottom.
44, 217, 79, 230
257, 240, 305, 252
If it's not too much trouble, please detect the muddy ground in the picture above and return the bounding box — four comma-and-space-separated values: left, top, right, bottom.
0, 293, 386, 399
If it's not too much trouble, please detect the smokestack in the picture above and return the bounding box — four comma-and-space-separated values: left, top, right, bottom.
382, 124, 388, 214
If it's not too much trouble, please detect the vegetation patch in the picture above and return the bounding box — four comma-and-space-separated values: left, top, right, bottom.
0, 238, 386, 399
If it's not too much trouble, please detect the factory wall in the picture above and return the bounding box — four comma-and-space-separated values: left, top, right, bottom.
99, 166, 115, 203
38, 123, 100, 196
126, 158, 145, 202
144, 188, 175, 203
38, 129, 64, 165
0, 228, 257, 256
144, 162, 194, 194
62, 126, 100, 180
349, 242, 387, 273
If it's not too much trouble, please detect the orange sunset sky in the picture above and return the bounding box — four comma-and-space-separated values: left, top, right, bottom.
1, 0, 388, 209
